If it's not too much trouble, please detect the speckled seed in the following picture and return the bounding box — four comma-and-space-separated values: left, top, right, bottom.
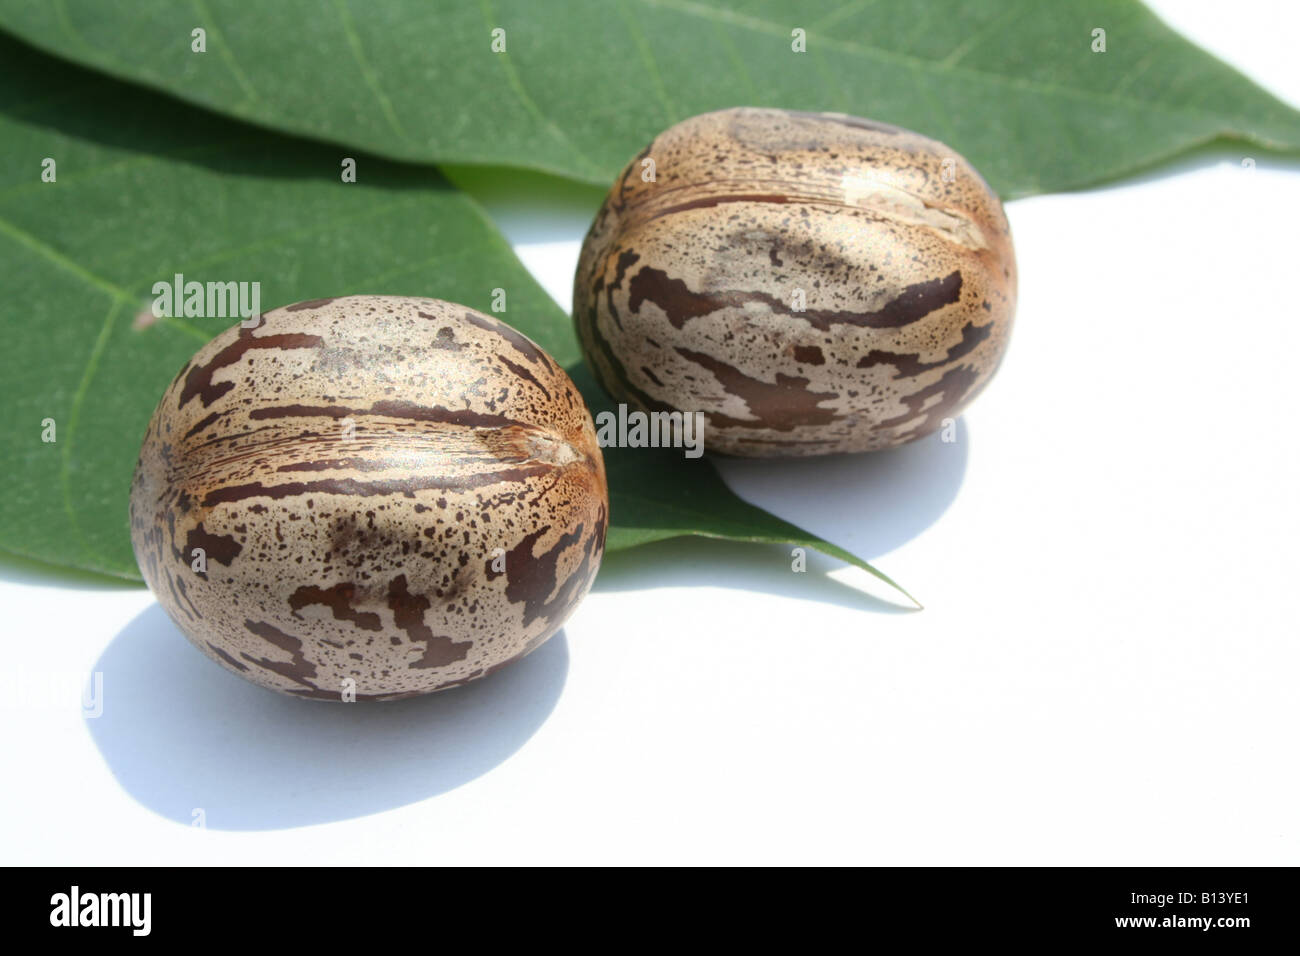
574, 107, 1017, 457
129, 296, 608, 701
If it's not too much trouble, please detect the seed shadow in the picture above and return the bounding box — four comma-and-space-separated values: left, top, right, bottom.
0, 33, 453, 192
594, 420, 969, 609
713, 418, 971, 562
85, 604, 567, 831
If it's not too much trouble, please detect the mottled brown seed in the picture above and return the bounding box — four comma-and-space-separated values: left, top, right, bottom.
130, 296, 608, 701
574, 107, 1017, 456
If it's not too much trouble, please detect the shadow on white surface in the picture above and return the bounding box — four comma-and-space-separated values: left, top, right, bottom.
86, 604, 567, 831
596, 421, 967, 610
714, 418, 971, 562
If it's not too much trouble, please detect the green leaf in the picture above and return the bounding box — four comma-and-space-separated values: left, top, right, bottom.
0, 36, 910, 602
0, 1, 1296, 197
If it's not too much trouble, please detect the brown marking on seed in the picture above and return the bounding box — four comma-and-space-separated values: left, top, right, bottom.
604, 249, 642, 331
503, 524, 589, 627
675, 347, 839, 429
432, 326, 463, 349
428, 620, 563, 692
642, 193, 793, 222
591, 503, 608, 555
587, 315, 678, 414
248, 399, 527, 432
274, 456, 415, 474
179, 332, 323, 409
387, 574, 471, 668
285, 298, 337, 311
289, 583, 383, 631
793, 345, 825, 365
614, 144, 654, 213
183, 411, 222, 440
206, 641, 249, 671
856, 320, 991, 377
459, 310, 553, 370
184, 522, 242, 567
628, 266, 962, 332
627, 267, 732, 329
866, 271, 965, 328
240, 619, 319, 687
170, 573, 200, 619
247, 403, 352, 421
879, 364, 982, 440
498, 354, 552, 401
163, 510, 182, 562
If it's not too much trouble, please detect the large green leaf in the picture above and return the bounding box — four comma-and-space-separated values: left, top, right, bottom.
0, 1, 1296, 197
0, 36, 911, 601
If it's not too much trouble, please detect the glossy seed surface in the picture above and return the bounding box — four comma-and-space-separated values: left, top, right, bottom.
130, 295, 607, 700
574, 107, 1017, 456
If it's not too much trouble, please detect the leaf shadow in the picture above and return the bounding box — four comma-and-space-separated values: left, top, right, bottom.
84, 604, 567, 831
1, 33, 454, 193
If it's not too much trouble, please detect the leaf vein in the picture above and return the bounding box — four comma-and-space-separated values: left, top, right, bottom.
191, 0, 264, 108
60, 298, 126, 566
616, 0, 679, 125
331, 0, 411, 144
477, 0, 606, 179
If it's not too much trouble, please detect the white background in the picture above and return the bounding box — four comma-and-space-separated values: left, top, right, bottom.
2, 0, 1297, 864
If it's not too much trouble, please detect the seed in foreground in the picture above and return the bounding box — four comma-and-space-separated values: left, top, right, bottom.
129, 295, 608, 701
